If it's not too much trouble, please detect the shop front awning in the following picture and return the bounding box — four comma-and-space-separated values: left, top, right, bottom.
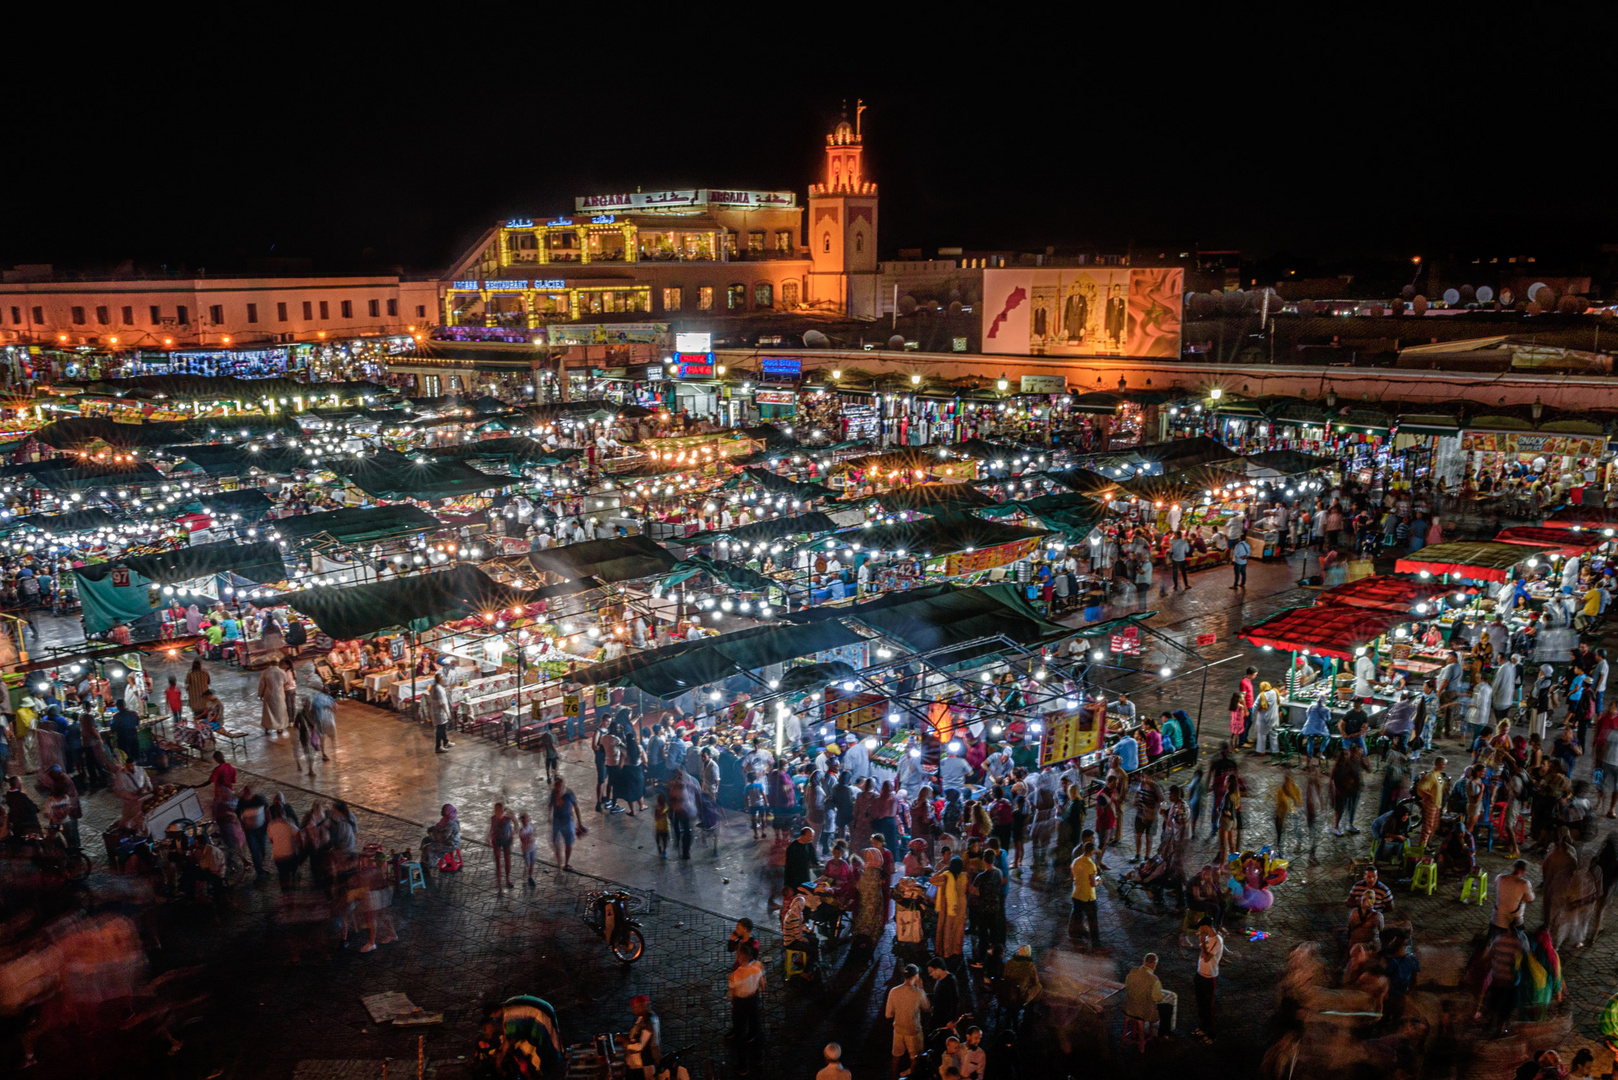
517, 534, 678, 583
1239, 449, 1337, 478
278, 563, 548, 639
1393, 540, 1552, 583
572, 619, 863, 698
1239, 604, 1409, 661
1493, 526, 1601, 556
270, 505, 443, 548
1316, 574, 1473, 612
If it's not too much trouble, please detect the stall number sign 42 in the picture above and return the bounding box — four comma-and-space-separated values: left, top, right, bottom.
111, 567, 131, 587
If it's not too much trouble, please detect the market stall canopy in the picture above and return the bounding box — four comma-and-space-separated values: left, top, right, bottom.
661, 555, 776, 592
1543, 506, 1618, 530
1316, 574, 1472, 612
191, 489, 275, 523
1493, 526, 1601, 556
68, 375, 392, 404
1039, 469, 1118, 497
426, 437, 583, 468
571, 620, 863, 698
830, 447, 965, 478
270, 505, 443, 548
776, 661, 858, 694
1113, 465, 1251, 505
1394, 540, 1553, 583
875, 482, 999, 515
1239, 449, 1337, 478
517, 534, 678, 584
739, 424, 799, 450
278, 563, 540, 639
951, 439, 1036, 466
330, 449, 504, 501
75, 540, 289, 587
0, 508, 120, 535
724, 467, 835, 502
800, 582, 1070, 663
1239, 604, 1410, 661
167, 443, 309, 477
30, 417, 197, 451
804, 514, 1048, 561
1, 458, 164, 492
521, 399, 651, 420
685, 511, 839, 546
1134, 435, 1238, 469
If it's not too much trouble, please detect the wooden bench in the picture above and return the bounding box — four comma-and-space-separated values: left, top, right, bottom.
217, 729, 251, 758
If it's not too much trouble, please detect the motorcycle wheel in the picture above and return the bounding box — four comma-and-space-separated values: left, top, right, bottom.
612, 925, 645, 963
62, 852, 92, 882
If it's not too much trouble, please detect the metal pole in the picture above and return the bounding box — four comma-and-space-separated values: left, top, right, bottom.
1196, 658, 1208, 742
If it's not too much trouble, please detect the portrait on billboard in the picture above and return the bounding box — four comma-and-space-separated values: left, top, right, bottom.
984, 267, 1182, 358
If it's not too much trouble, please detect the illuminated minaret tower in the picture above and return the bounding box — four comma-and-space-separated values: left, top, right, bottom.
806, 100, 879, 319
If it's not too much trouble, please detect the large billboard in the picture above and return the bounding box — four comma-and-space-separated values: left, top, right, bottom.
981, 267, 1183, 358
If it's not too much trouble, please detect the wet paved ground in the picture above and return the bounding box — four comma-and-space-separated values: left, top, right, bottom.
12, 547, 1618, 1079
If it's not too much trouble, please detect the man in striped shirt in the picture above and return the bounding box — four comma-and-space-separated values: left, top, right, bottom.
1346, 866, 1395, 912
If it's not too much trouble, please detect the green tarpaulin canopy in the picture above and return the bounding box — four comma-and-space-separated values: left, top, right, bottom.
1, 508, 120, 534
269, 505, 443, 548
661, 555, 776, 592
1114, 465, 1250, 504
875, 483, 998, 515
1239, 449, 1336, 477
168, 443, 308, 477
70, 375, 389, 404
1394, 540, 1550, 583
515, 535, 677, 583
191, 489, 275, 522
572, 619, 863, 698
800, 514, 1048, 560
278, 563, 570, 639
788, 582, 1071, 663
330, 449, 504, 500
685, 511, 838, 545
4, 460, 165, 492
33, 415, 304, 452
950, 439, 1035, 464
724, 467, 835, 502
76, 540, 289, 587
427, 437, 583, 467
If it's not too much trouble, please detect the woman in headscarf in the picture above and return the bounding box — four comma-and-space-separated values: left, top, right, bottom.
852, 845, 889, 945
850, 778, 875, 849
184, 603, 204, 636
424, 803, 461, 866
931, 855, 969, 959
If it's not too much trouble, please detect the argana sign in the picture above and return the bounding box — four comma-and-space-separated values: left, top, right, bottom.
573, 189, 798, 212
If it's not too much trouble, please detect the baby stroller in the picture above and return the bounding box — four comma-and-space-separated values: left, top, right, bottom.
1117, 852, 1186, 910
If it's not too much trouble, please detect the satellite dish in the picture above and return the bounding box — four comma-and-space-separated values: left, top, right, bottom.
887, 334, 906, 349
1442, 289, 1460, 305
1476, 285, 1495, 304
1528, 282, 1550, 302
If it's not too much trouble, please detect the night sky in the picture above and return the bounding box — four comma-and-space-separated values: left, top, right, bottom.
8, 25, 1609, 276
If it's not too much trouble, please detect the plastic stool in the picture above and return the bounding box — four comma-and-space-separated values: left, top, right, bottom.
1123, 1016, 1152, 1051
784, 947, 808, 981
403, 862, 426, 896
1411, 859, 1437, 896
1460, 870, 1489, 905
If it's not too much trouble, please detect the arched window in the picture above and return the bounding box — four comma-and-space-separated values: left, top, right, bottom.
823, 233, 832, 253
854, 233, 864, 253
781, 280, 800, 308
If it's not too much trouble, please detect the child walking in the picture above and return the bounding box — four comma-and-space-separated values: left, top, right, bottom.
654, 793, 670, 858
519, 812, 537, 886
744, 770, 768, 840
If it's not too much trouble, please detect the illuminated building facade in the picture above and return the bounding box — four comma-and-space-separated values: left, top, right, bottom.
440, 112, 879, 328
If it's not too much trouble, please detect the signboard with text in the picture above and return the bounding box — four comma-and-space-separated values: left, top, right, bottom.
944, 537, 1040, 577
1461, 431, 1607, 457
575, 189, 796, 212
676, 353, 716, 378
1020, 375, 1068, 394
760, 356, 802, 379
1109, 626, 1143, 656
754, 390, 795, 405
675, 332, 712, 353
1040, 707, 1103, 768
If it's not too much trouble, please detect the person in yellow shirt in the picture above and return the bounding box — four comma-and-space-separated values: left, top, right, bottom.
1273, 767, 1302, 857
1577, 585, 1602, 631
931, 856, 969, 959
1415, 756, 1449, 849
1069, 841, 1101, 948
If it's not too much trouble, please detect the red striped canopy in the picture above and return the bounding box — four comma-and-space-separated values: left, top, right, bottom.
1239, 604, 1409, 662
1494, 526, 1600, 557
1544, 506, 1618, 529
1317, 574, 1471, 612
1394, 540, 1552, 583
